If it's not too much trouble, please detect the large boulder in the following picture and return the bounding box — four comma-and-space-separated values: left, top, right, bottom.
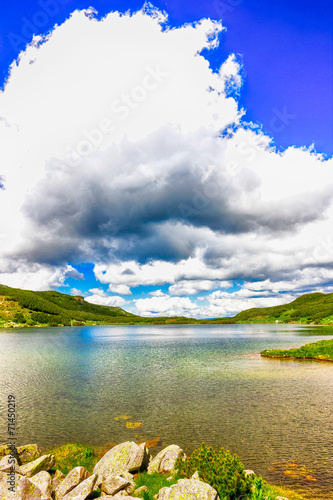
61, 474, 98, 500
29, 471, 52, 498
0, 456, 20, 473
100, 474, 134, 496
16, 446, 41, 465
0, 446, 11, 460
19, 455, 55, 478
157, 479, 218, 500
93, 442, 149, 477
0, 445, 40, 465
17, 476, 42, 500
54, 467, 89, 500
147, 445, 183, 475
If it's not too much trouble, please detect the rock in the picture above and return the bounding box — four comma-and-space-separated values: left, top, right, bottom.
0, 470, 23, 498
52, 478, 62, 490
100, 474, 133, 496
29, 471, 52, 497
0, 446, 11, 460
17, 476, 42, 500
93, 442, 149, 477
244, 470, 255, 476
16, 445, 41, 465
133, 486, 148, 496
157, 479, 218, 500
54, 471, 66, 481
19, 455, 55, 478
147, 445, 183, 475
61, 474, 98, 500
54, 467, 89, 500
190, 472, 199, 480
0, 456, 20, 473
275, 497, 289, 500
0, 444, 40, 465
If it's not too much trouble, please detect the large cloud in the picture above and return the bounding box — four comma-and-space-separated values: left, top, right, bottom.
0, 5, 332, 317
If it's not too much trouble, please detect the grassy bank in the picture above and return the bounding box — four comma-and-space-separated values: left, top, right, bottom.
47, 442, 305, 500
261, 339, 333, 361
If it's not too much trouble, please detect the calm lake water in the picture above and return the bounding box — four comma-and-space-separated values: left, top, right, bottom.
0, 324, 332, 499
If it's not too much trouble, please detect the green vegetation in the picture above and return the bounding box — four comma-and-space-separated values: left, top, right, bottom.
0, 284, 201, 328
48, 443, 99, 475
209, 292, 333, 325
175, 442, 253, 500
134, 471, 181, 497
261, 339, 333, 361
2, 284, 333, 328
45, 442, 304, 500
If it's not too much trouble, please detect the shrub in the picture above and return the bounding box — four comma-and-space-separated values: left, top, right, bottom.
175, 443, 252, 500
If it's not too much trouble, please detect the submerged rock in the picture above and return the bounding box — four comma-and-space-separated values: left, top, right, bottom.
157, 478, 218, 500
19, 455, 55, 478
54, 467, 89, 500
93, 442, 149, 477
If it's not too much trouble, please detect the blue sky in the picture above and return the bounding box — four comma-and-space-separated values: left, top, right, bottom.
0, 0, 332, 318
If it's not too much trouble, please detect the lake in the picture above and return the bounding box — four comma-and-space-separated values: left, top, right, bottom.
0, 324, 332, 499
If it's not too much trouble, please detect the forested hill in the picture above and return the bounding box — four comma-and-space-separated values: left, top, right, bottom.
0, 284, 200, 327
0, 284, 136, 327
209, 292, 333, 325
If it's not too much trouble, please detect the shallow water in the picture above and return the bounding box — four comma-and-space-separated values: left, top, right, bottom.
0, 324, 332, 498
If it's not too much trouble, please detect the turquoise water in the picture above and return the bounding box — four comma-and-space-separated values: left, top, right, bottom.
0, 324, 332, 498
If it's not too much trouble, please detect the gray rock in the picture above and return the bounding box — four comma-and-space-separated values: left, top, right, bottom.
157, 479, 218, 500
0, 446, 11, 460
244, 470, 255, 476
54, 467, 89, 500
190, 472, 199, 480
61, 474, 98, 500
133, 486, 148, 496
0, 445, 40, 465
29, 471, 52, 497
52, 478, 62, 491
93, 442, 149, 477
100, 475, 131, 496
54, 471, 66, 481
275, 497, 289, 500
17, 476, 42, 500
16, 446, 41, 465
148, 445, 183, 475
19, 455, 55, 478
0, 456, 20, 473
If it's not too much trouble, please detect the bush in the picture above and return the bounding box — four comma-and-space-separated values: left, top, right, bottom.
175, 443, 252, 500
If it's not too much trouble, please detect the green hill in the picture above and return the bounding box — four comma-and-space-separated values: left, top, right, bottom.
0, 284, 199, 328
2, 284, 333, 328
208, 292, 333, 325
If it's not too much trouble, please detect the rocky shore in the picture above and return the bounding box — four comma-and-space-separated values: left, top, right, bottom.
0, 441, 292, 500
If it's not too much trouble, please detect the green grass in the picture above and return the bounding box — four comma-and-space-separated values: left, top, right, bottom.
47, 443, 99, 475
261, 339, 333, 361
133, 471, 181, 496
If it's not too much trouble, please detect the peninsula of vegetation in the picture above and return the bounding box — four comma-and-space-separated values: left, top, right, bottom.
2, 284, 333, 328
261, 339, 333, 362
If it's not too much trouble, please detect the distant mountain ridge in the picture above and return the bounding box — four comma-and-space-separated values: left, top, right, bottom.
1, 284, 333, 327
